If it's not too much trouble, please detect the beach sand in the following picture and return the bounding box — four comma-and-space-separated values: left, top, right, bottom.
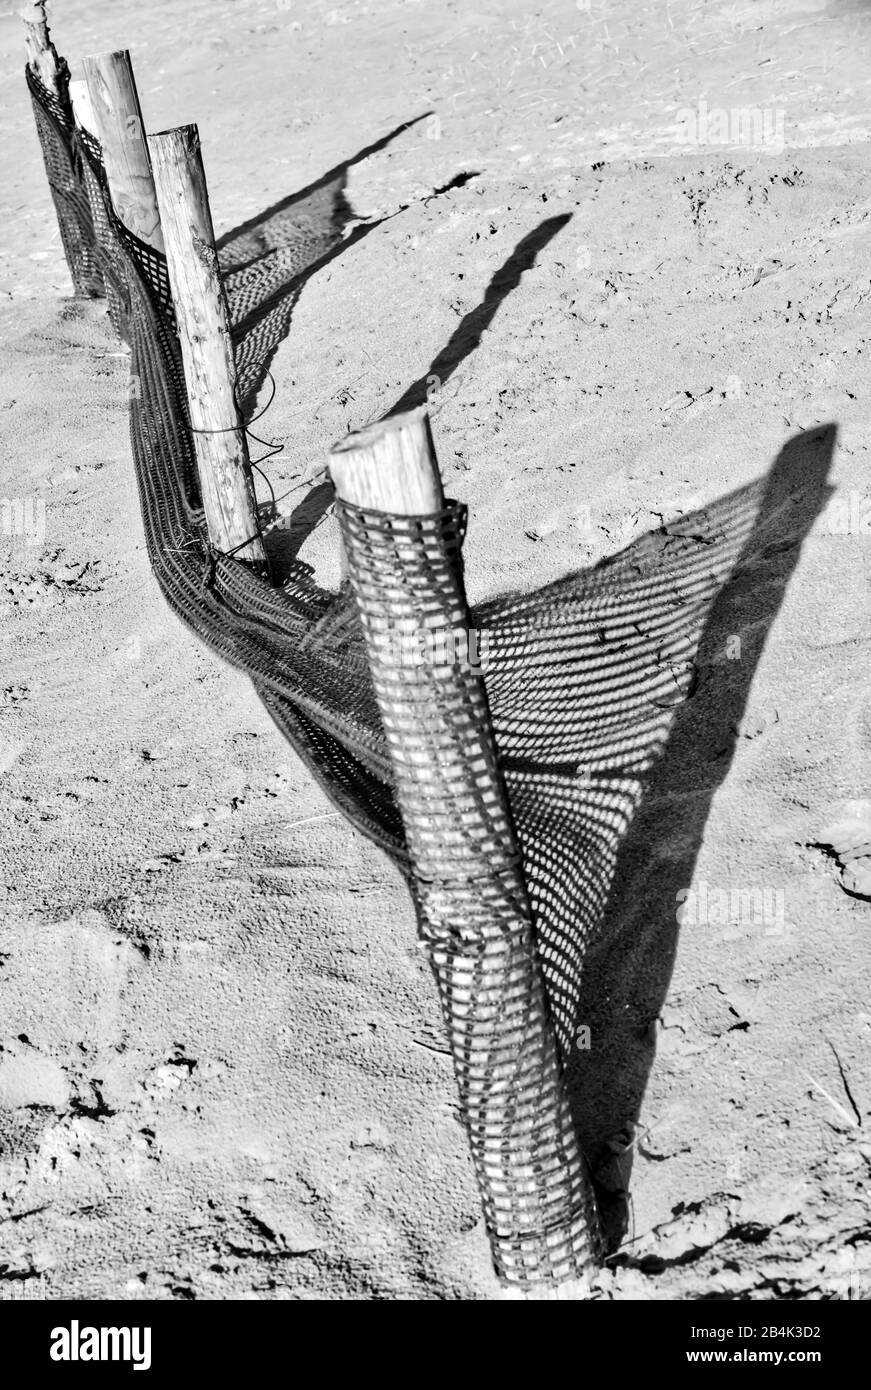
0, 0, 869, 1299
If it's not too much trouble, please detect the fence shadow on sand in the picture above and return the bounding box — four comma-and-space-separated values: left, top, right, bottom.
552, 424, 836, 1250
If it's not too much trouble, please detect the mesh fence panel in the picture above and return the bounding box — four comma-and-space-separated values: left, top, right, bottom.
27, 67, 779, 1287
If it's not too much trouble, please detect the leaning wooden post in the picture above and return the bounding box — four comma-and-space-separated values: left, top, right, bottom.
148, 126, 266, 570
20, 1, 66, 97
22, 4, 105, 298
329, 408, 600, 1291
81, 51, 164, 253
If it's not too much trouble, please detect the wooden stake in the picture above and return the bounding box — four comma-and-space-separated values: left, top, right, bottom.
68, 78, 97, 137
20, 1, 65, 97
149, 125, 266, 569
329, 408, 444, 515
329, 409, 503, 883
329, 411, 599, 1287
81, 51, 164, 254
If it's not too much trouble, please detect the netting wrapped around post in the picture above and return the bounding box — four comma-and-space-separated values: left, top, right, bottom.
331, 417, 600, 1286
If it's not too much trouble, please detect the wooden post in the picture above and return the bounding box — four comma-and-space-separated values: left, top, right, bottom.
329, 409, 444, 515
330, 408, 444, 583
81, 51, 164, 254
148, 125, 266, 570
21, 6, 104, 298
20, 1, 65, 97
68, 79, 97, 137
329, 409, 599, 1290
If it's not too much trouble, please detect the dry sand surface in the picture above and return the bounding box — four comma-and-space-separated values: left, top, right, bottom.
1, 0, 870, 1300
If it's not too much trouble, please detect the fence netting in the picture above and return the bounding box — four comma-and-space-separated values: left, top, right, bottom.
27, 67, 774, 1288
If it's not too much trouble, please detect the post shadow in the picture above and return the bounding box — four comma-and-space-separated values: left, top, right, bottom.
270, 213, 573, 576
385, 212, 572, 417
216, 114, 430, 265
216, 114, 432, 422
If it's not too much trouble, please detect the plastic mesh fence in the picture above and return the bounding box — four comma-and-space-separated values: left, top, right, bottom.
27, 67, 783, 1287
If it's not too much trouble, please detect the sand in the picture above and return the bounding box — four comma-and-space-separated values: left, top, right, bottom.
0, 0, 869, 1300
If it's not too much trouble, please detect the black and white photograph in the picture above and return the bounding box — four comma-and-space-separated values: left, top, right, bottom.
1, 0, 869, 1331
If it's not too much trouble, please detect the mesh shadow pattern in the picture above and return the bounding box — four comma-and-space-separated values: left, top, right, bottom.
28, 70, 786, 1287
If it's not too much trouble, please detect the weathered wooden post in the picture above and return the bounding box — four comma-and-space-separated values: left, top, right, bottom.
21, 3, 106, 298
329, 408, 600, 1291
149, 125, 267, 570
19, 1, 65, 97
68, 78, 97, 138
81, 51, 164, 253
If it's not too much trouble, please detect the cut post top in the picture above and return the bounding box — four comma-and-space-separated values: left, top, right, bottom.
329, 407, 445, 516
149, 125, 213, 235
